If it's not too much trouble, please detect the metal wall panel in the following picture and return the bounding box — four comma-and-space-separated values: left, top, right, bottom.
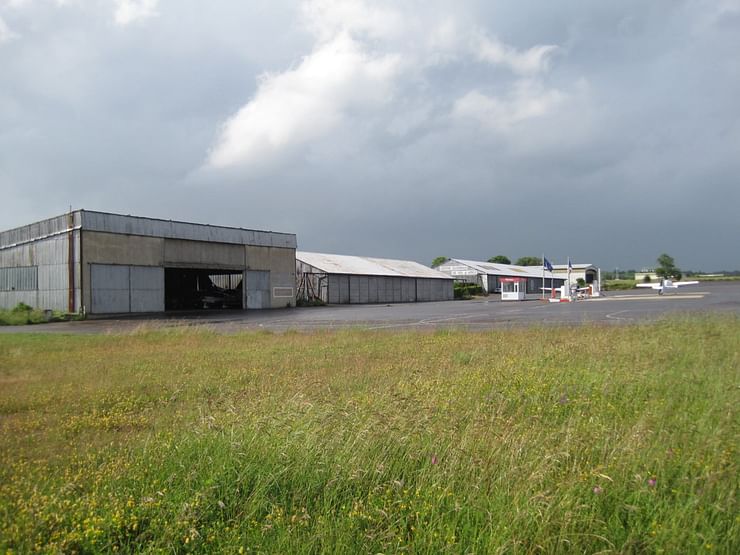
91, 264, 130, 313
130, 266, 164, 312
368, 277, 378, 303
0, 267, 37, 291
338, 275, 350, 304
349, 275, 361, 303
327, 274, 340, 304
416, 279, 430, 302
0, 213, 77, 249
246, 270, 270, 309
0, 234, 74, 311
81, 211, 296, 249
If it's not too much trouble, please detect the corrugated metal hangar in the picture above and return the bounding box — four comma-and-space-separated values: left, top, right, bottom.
434, 258, 567, 298
296, 251, 454, 304
0, 210, 297, 314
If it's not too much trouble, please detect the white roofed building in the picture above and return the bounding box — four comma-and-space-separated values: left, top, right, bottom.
434, 259, 566, 298
551, 263, 601, 293
296, 252, 454, 304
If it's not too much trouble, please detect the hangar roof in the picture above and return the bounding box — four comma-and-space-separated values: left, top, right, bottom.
551, 264, 598, 271
297, 251, 454, 279
0, 210, 296, 250
446, 259, 544, 279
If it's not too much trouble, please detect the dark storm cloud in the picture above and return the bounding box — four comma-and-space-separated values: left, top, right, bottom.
1, 0, 738, 271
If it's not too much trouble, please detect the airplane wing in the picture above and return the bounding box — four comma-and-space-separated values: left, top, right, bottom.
635, 283, 658, 289
673, 281, 699, 287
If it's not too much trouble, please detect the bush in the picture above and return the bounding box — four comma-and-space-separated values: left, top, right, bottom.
602, 279, 638, 291
0, 303, 80, 326
454, 282, 484, 299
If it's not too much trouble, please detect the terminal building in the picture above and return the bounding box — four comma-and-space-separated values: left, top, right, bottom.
296, 251, 454, 304
0, 210, 297, 314
433, 258, 567, 299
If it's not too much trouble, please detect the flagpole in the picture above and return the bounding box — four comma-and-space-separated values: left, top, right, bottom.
542, 253, 545, 299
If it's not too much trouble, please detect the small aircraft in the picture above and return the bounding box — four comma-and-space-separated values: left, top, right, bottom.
636, 278, 699, 295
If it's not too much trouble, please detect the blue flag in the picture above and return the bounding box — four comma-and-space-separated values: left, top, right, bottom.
544, 257, 553, 272
568, 257, 573, 271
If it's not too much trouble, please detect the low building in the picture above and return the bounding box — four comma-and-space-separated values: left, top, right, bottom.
296, 251, 454, 304
434, 259, 566, 298
635, 270, 659, 283
0, 210, 297, 314
551, 263, 601, 293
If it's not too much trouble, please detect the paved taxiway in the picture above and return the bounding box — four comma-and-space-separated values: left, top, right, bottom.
2, 281, 738, 334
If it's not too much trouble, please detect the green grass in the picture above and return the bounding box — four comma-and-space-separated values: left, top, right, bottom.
0, 318, 738, 553
602, 279, 638, 291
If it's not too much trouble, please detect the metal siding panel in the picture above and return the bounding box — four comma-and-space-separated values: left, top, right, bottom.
339, 276, 350, 304
246, 270, 270, 309
368, 277, 378, 304
91, 265, 130, 313
81, 211, 296, 249
349, 276, 361, 304
130, 267, 164, 312
393, 278, 402, 303
416, 279, 430, 302
358, 277, 369, 304
327, 274, 339, 304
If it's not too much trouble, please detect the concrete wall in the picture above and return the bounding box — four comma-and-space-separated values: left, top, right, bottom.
246, 245, 296, 308
0, 231, 80, 312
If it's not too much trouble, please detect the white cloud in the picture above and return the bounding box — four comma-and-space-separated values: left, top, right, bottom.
208, 32, 401, 168
0, 14, 18, 43
301, 0, 403, 42
475, 32, 558, 75
114, 0, 158, 26
207, 0, 567, 170
453, 81, 565, 130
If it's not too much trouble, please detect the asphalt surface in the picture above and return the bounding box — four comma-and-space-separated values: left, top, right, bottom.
2, 281, 739, 335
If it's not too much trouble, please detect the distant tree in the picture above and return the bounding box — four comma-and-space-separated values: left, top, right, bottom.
431, 256, 448, 268
515, 256, 543, 266
488, 255, 511, 264
655, 253, 682, 280
643, 274, 652, 283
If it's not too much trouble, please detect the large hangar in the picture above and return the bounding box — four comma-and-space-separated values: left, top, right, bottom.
0, 210, 297, 314
296, 251, 454, 304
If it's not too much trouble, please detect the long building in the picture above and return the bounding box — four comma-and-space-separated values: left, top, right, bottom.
0, 210, 297, 314
296, 251, 454, 304
433, 258, 567, 298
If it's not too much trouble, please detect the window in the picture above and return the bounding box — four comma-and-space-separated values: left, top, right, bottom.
0, 266, 38, 291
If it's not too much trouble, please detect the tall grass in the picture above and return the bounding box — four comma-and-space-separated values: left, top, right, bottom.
0, 317, 738, 553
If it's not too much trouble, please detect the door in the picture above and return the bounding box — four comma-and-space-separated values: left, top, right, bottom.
91, 264, 164, 314
91, 264, 130, 313
246, 270, 270, 309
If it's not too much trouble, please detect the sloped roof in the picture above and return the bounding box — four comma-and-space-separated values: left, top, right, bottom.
297, 251, 454, 279
552, 264, 597, 271
449, 259, 544, 279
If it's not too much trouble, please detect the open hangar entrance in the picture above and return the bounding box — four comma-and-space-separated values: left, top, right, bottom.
164, 268, 245, 310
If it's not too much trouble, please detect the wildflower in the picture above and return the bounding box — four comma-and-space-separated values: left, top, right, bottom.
648, 477, 657, 487
593, 486, 603, 494
431, 455, 438, 465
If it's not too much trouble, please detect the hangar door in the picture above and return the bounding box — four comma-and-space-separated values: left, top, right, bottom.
90, 264, 164, 314
246, 270, 270, 309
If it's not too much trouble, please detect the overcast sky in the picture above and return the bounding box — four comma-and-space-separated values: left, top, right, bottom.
1, 0, 739, 271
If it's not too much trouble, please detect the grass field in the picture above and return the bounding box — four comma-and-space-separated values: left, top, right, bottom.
1, 317, 738, 553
